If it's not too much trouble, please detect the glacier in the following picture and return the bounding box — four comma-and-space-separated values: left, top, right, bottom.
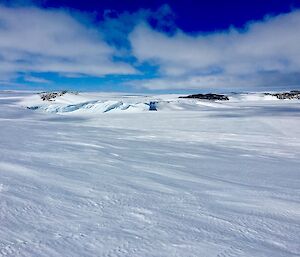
0, 91, 299, 257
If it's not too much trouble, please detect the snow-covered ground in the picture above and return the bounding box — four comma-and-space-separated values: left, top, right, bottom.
0, 91, 300, 257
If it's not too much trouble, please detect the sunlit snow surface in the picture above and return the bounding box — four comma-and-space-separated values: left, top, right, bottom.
0, 91, 300, 257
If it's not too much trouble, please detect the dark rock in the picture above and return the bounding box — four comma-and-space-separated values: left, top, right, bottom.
39, 91, 68, 101
179, 93, 229, 101
27, 106, 39, 110
149, 101, 157, 111
265, 91, 300, 100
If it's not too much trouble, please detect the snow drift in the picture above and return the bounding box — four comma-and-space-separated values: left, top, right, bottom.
1, 90, 300, 257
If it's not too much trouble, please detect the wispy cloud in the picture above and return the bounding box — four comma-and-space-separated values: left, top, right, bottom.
0, 5, 137, 83
0, 3, 299, 91
99, 4, 176, 51
129, 10, 300, 90
23, 75, 51, 83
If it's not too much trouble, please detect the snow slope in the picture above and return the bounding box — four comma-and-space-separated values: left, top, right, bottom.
0, 91, 300, 257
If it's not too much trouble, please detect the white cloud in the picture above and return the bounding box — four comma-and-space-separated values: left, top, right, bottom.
1, 4, 300, 91
129, 10, 300, 90
23, 75, 51, 83
0, 5, 137, 82
129, 72, 300, 92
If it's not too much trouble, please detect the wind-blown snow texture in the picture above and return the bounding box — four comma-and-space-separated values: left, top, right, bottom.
0, 91, 300, 257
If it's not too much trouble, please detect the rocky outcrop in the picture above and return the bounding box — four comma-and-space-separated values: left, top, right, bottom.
179, 93, 229, 101
39, 91, 68, 101
265, 91, 300, 100
39, 90, 78, 101
149, 101, 157, 111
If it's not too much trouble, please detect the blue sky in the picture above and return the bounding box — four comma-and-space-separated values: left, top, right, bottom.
0, 0, 300, 92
